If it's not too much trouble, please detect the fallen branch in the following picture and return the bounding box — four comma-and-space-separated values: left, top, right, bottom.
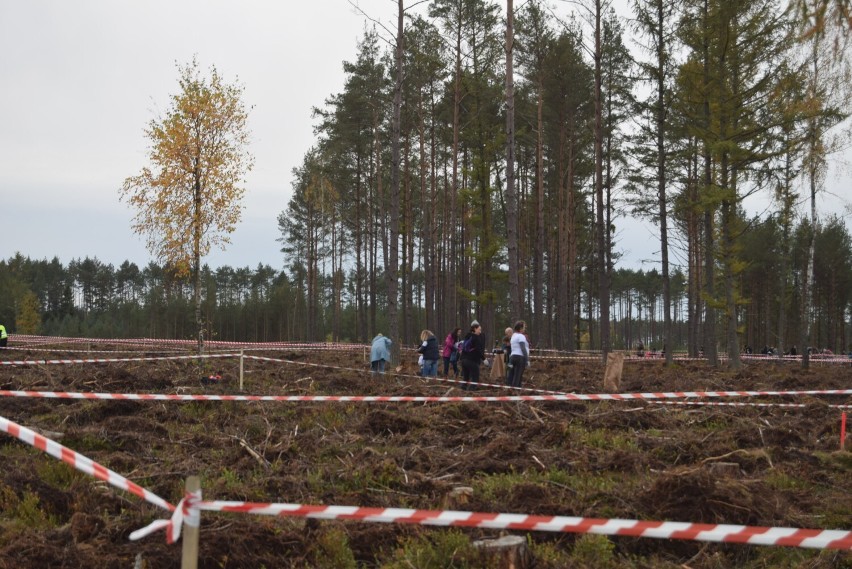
236, 437, 271, 469
700, 448, 766, 464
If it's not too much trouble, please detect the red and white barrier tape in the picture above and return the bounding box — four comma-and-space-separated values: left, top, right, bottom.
8, 335, 367, 351
131, 489, 200, 544
1, 346, 192, 355
135, 499, 852, 550
656, 401, 852, 409
0, 415, 174, 513
0, 353, 239, 366
2, 389, 850, 403
9, 337, 852, 362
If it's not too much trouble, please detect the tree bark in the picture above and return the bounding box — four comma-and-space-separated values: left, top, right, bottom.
506, 0, 521, 319
388, 0, 403, 362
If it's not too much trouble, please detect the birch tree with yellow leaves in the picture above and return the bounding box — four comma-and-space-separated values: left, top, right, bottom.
121, 58, 253, 353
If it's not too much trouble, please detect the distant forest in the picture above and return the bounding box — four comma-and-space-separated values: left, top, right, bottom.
3, 0, 851, 357
1, 212, 850, 352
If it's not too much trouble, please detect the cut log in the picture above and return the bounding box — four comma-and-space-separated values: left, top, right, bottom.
473, 535, 531, 569
705, 462, 740, 477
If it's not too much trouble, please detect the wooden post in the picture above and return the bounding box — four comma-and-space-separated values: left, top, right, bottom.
603, 352, 624, 393
181, 476, 200, 569
239, 350, 245, 391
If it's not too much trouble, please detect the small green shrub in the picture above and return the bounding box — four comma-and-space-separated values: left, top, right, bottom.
313, 526, 358, 569
529, 539, 573, 567
219, 468, 242, 490
381, 529, 482, 568
569, 534, 616, 568
0, 486, 55, 530
764, 471, 808, 491
35, 458, 83, 489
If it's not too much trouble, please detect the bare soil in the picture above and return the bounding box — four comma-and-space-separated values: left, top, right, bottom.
0, 346, 850, 568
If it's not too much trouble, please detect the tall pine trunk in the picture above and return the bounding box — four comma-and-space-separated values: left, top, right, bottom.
387, 0, 403, 363
506, 0, 521, 319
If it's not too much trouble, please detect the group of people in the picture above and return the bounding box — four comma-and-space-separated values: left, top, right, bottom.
369, 320, 531, 390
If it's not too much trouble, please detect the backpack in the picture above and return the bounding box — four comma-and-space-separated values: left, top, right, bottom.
462, 336, 476, 354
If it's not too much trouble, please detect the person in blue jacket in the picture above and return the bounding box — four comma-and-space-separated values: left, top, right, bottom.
370, 333, 393, 376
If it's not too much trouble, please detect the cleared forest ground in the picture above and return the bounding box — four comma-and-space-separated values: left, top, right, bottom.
0, 343, 850, 568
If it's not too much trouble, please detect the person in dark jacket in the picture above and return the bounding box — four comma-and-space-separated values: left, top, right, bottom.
459, 320, 487, 390
417, 330, 440, 377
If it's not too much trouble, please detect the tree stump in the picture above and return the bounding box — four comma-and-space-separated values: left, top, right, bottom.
442, 486, 473, 509
603, 352, 624, 392
473, 535, 531, 569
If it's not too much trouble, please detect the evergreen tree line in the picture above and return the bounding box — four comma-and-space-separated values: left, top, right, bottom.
278, 0, 850, 358
2, 209, 851, 353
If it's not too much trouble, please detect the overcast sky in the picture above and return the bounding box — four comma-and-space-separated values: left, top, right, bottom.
0, 1, 403, 270
1, 1, 849, 274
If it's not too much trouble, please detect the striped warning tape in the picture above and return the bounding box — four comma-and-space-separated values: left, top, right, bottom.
0, 345, 194, 355
0, 353, 239, 366
0, 415, 174, 513
132, 489, 200, 544
0, 413, 188, 544
1, 389, 850, 403
655, 401, 852, 409
7, 336, 850, 366
137, 499, 852, 550
8, 335, 368, 350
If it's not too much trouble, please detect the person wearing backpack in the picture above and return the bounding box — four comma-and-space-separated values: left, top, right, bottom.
442, 327, 462, 378
418, 330, 440, 377
459, 320, 486, 390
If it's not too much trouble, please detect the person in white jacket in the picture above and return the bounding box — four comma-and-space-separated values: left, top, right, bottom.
508, 321, 530, 388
